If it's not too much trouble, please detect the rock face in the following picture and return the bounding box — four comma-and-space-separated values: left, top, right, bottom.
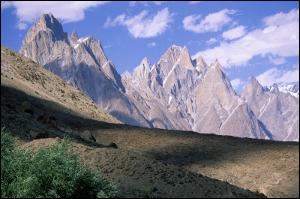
241, 78, 299, 141
123, 46, 270, 139
20, 14, 298, 141
20, 13, 149, 127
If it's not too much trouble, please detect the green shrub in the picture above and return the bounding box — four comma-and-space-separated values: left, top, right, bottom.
1, 129, 118, 198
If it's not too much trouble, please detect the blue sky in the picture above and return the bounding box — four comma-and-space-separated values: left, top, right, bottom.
1, 1, 299, 92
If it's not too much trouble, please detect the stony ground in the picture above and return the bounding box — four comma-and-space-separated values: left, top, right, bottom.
87, 128, 299, 198
21, 138, 265, 198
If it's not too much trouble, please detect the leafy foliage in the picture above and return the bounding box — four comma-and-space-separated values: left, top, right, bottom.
1, 129, 118, 198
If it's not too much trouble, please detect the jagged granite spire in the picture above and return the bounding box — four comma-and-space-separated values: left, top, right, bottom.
241, 77, 299, 141
69, 32, 79, 43
20, 13, 150, 128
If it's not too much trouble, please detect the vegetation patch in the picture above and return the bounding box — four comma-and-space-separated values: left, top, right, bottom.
1, 128, 118, 198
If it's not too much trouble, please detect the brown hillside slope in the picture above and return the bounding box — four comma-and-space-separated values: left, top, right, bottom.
1, 46, 119, 139
21, 137, 265, 198
88, 128, 299, 198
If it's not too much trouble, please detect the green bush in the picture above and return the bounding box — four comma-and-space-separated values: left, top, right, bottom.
1, 129, 118, 198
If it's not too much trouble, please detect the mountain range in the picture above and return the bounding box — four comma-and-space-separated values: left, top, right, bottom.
20, 14, 299, 141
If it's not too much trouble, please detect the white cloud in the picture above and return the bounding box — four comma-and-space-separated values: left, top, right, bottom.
256, 66, 299, 86
222, 25, 246, 40
182, 9, 236, 33
104, 8, 173, 38
193, 8, 299, 68
2, 1, 109, 30
206, 37, 217, 45
147, 42, 156, 47
231, 78, 245, 90
263, 8, 299, 26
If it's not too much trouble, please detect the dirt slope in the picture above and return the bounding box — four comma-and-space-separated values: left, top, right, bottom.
21, 138, 264, 198
87, 128, 299, 198
1, 46, 119, 139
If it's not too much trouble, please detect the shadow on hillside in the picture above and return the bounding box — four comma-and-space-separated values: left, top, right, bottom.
143, 132, 298, 168
1, 84, 133, 145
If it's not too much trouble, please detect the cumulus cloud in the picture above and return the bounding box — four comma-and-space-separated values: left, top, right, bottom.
182, 9, 236, 33
222, 25, 246, 40
206, 37, 217, 45
2, 1, 109, 30
104, 8, 173, 38
193, 8, 299, 68
263, 8, 299, 26
256, 66, 299, 86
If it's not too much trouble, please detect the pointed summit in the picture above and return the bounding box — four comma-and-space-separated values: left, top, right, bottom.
36, 13, 66, 40
270, 83, 279, 93
194, 55, 207, 68
133, 57, 151, 80
158, 44, 193, 69
178, 46, 193, 69
163, 44, 182, 58
70, 32, 79, 43
248, 76, 264, 91
22, 13, 67, 44
170, 44, 182, 50
20, 13, 68, 63
250, 76, 260, 85
212, 59, 222, 68
241, 76, 265, 103
140, 57, 150, 68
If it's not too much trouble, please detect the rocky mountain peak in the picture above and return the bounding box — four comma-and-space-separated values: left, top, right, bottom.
70, 32, 79, 43
140, 57, 150, 68
159, 44, 182, 63
241, 77, 265, 100
170, 44, 183, 50
20, 13, 68, 63
34, 13, 66, 41
248, 77, 264, 92
178, 46, 193, 69
132, 57, 151, 81
209, 59, 228, 80
250, 76, 260, 85
211, 59, 222, 68
270, 83, 279, 93
194, 55, 207, 67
